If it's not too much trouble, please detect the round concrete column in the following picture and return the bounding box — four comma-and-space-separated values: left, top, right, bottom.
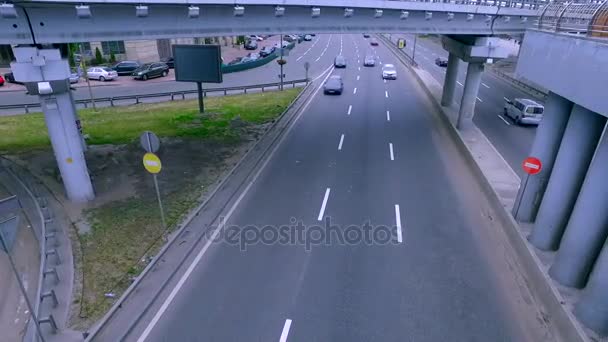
513, 92, 572, 222
456, 62, 483, 130
529, 105, 606, 251
441, 53, 460, 107
42, 92, 95, 202
574, 239, 608, 335
549, 125, 608, 287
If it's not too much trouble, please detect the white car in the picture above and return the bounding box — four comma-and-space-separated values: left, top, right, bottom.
86, 67, 118, 82
249, 35, 264, 41
274, 41, 290, 49
504, 98, 544, 125
304, 34, 313, 41
382, 64, 397, 79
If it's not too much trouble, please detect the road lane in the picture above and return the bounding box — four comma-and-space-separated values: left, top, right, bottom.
130, 34, 550, 342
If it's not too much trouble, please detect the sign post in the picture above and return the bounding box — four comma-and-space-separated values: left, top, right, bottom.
143, 152, 167, 236
397, 38, 406, 49
514, 157, 542, 218
304, 61, 310, 83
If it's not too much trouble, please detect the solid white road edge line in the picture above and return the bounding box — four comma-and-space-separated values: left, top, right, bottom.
318, 188, 331, 221
279, 319, 292, 342
136, 65, 336, 342
395, 204, 403, 243
389, 143, 395, 161
338, 134, 344, 151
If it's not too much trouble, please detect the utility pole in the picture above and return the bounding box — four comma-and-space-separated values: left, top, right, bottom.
412, 35, 418, 64
80, 43, 97, 111
280, 34, 285, 91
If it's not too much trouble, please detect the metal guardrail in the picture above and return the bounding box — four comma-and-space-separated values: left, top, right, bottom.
490, 68, 548, 100
0, 79, 309, 114
537, 0, 608, 36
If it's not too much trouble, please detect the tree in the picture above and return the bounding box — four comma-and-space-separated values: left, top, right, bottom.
236, 35, 246, 45
68, 47, 76, 68
94, 47, 104, 65
109, 51, 116, 64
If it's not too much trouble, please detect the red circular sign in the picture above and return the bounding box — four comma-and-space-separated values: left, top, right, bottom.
522, 157, 542, 175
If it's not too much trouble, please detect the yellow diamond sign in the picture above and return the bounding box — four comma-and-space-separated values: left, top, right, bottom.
143, 153, 162, 174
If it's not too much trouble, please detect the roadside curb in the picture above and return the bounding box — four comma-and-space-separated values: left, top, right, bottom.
379, 34, 589, 342
83, 80, 320, 340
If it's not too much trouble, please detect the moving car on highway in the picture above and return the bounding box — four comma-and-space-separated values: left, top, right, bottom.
370, 38, 379, 46
503, 98, 544, 125
323, 75, 344, 95
364, 55, 376, 67
86, 67, 118, 82
435, 58, 448, 67
363, 33, 370, 38
382, 64, 397, 79
113, 61, 141, 75
334, 55, 347, 68
132, 62, 169, 81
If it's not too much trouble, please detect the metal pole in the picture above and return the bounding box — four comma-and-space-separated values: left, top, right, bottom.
412, 35, 417, 64
280, 34, 284, 91
513, 173, 530, 219
197, 82, 204, 113
0, 225, 46, 342
152, 174, 167, 235
79, 44, 97, 111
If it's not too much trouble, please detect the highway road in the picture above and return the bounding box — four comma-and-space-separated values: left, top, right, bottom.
120, 34, 550, 342
390, 34, 541, 174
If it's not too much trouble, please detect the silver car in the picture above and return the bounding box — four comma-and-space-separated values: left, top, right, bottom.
382, 64, 397, 79
364, 55, 375, 67
86, 67, 118, 82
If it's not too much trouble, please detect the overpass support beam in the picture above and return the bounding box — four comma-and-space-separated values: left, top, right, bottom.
11, 46, 95, 202
513, 92, 572, 222
575, 240, 608, 335
549, 125, 608, 288
529, 105, 606, 251
440, 53, 459, 107
456, 62, 483, 129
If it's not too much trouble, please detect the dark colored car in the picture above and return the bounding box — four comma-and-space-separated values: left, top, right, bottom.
259, 46, 276, 57
3, 72, 20, 84
323, 75, 344, 95
370, 38, 379, 46
334, 55, 347, 68
244, 40, 258, 50
0, 75, 4, 87
363, 33, 370, 38
161, 57, 175, 68
132, 62, 170, 80
435, 58, 448, 67
113, 61, 141, 75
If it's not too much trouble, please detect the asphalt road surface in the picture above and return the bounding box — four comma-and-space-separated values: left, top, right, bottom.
123, 34, 550, 342
391, 34, 540, 175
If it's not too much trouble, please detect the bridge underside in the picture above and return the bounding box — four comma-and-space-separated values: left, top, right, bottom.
1, 3, 537, 44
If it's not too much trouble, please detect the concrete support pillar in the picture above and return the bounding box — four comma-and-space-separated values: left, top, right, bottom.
574, 239, 608, 335
441, 53, 459, 107
42, 92, 95, 202
529, 105, 606, 251
549, 126, 608, 288
513, 92, 572, 222
456, 62, 484, 130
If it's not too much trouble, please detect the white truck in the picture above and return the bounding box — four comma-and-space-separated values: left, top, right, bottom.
503, 98, 544, 125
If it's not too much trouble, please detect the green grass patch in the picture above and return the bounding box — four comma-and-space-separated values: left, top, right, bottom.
0, 88, 301, 152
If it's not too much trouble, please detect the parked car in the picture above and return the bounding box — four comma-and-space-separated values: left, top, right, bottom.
69, 71, 80, 83
274, 41, 290, 49
244, 40, 258, 50
364, 55, 376, 67
334, 55, 347, 68
259, 46, 276, 57
241, 53, 260, 63
304, 34, 313, 41
435, 58, 448, 67
370, 38, 379, 46
363, 33, 370, 38
323, 75, 344, 95
249, 35, 264, 41
504, 98, 545, 125
228, 57, 243, 65
382, 64, 397, 79
0, 75, 4, 86
132, 62, 169, 80
161, 57, 175, 68
86, 67, 118, 81
113, 61, 141, 75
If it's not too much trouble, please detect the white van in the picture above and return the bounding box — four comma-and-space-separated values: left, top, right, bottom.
503, 98, 544, 125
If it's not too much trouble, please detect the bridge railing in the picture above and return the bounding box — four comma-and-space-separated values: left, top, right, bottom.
537, 0, 608, 37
